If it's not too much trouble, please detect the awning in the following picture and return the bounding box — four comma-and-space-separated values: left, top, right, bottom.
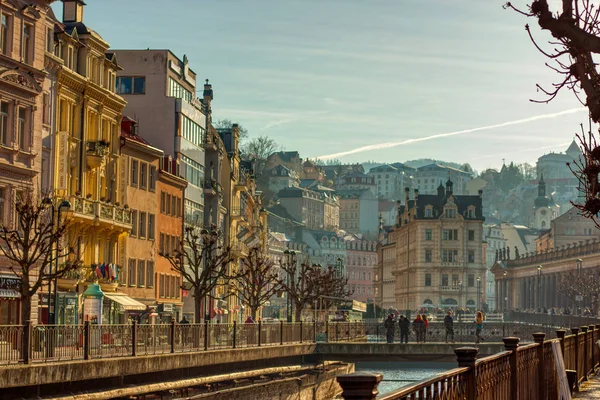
104, 293, 147, 311
0, 289, 20, 299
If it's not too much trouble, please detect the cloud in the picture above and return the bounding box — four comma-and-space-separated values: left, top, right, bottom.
317, 108, 587, 160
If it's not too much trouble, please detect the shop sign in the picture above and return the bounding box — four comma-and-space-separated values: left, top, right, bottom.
84, 297, 103, 324
162, 303, 173, 313
0, 275, 20, 289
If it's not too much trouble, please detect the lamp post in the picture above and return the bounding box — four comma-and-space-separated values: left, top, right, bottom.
576, 258, 583, 315
336, 257, 344, 278
476, 276, 481, 312
458, 280, 463, 322
283, 249, 296, 322
48, 199, 71, 325
503, 271, 508, 312
537, 265, 543, 313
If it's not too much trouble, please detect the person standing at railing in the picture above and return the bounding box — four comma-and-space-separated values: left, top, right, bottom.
475, 311, 485, 344
422, 315, 429, 343
413, 315, 424, 343
398, 315, 410, 343
444, 311, 455, 343
384, 314, 395, 343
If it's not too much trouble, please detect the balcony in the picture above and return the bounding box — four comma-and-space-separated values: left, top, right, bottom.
56, 269, 84, 291
86, 140, 110, 168
203, 179, 218, 196
234, 172, 250, 192
70, 196, 132, 231
230, 205, 246, 220
232, 241, 249, 257
440, 285, 463, 292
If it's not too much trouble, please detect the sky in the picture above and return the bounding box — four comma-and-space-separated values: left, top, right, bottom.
52, 0, 585, 171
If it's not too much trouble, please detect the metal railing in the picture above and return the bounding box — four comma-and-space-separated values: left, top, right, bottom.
337, 324, 600, 399
506, 311, 600, 327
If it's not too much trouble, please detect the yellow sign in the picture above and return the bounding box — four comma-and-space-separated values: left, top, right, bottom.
352, 300, 367, 313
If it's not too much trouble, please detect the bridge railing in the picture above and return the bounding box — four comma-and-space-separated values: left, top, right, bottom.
506, 311, 600, 327
337, 324, 600, 400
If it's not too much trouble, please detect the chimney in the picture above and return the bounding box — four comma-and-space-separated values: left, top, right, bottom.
203, 79, 213, 111
62, 0, 86, 24
478, 189, 483, 199
413, 189, 419, 205
404, 187, 410, 208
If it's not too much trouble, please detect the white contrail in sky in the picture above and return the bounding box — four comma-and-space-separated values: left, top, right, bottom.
317, 108, 587, 160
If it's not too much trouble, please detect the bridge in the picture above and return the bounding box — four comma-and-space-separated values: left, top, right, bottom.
0, 319, 597, 398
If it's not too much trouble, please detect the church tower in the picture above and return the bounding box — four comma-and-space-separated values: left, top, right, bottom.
533, 174, 559, 230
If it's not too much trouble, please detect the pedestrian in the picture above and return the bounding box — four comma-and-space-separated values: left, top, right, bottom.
245, 315, 255, 324
179, 316, 190, 324
475, 311, 485, 343
422, 315, 429, 343
398, 315, 410, 343
384, 314, 395, 343
413, 314, 424, 343
444, 311, 454, 343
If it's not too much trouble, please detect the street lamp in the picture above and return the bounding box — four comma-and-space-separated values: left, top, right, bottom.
476, 276, 481, 312
576, 258, 583, 315
48, 199, 71, 325
283, 249, 296, 322
458, 280, 463, 322
537, 265, 542, 313
336, 257, 343, 278
503, 271, 508, 312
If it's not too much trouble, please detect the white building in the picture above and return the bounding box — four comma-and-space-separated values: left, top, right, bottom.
368, 164, 412, 201
483, 224, 506, 311
414, 164, 471, 195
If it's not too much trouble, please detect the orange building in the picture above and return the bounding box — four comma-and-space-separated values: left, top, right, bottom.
156, 156, 187, 322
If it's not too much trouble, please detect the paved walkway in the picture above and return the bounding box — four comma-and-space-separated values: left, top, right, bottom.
574, 372, 600, 398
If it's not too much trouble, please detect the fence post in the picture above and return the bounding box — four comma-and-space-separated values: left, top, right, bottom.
313, 321, 317, 343
591, 325, 596, 372
170, 321, 176, 353
455, 347, 479, 400
337, 372, 383, 400
204, 320, 209, 351
336, 323, 339, 342
571, 327, 580, 387
556, 329, 566, 356
280, 320, 284, 345
376, 324, 379, 343
533, 332, 546, 400
233, 321, 237, 349
325, 321, 329, 343
83, 321, 90, 360
300, 320, 303, 343
581, 326, 589, 380
258, 320, 262, 347
503, 337, 520, 396
131, 320, 138, 357
596, 324, 600, 369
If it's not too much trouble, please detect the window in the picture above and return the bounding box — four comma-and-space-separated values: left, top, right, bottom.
425, 229, 432, 240
425, 249, 432, 262
442, 274, 449, 286
468, 250, 475, 263
148, 213, 155, 240
42, 93, 50, 125
146, 261, 154, 288
149, 166, 156, 191
116, 76, 146, 94
137, 260, 145, 287
0, 187, 5, 224
159, 274, 165, 297
452, 274, 459, 286
168, 77, 192, 101
46, 27, 53, 53
425, 207, 432, 218
166, 194, 171, 215
442, 249, 458, 262
467, 208, 475, 218
425, 273, 431, 287
0, 101, 9, 146
139, 212, 147, 238
468, 230, 475, 241
181, 114, 205, 147
468, 274, 475, 287
443, 229, 458, 241
130, 210, 138, 236
23, 24, 32, 64
128, 258, 136, 286
18, 108, 26, 150
131, 160, 138, 186
140, 162, 147, 190
171, 196, 176, 217
160, 233, 165, 254
445, 208, 456, 218
161, 192, 166, 213
1, 14, 9, 55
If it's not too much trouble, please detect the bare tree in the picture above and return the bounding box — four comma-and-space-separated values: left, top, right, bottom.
505, 1, 600, 225
160, 225, 236, 322
316, 265, 353, 311
241, 136, 279, 176
214, 118, 249, 141
231, 246, 282, 319
0, 193, 82, 327
557, 267, 600, 313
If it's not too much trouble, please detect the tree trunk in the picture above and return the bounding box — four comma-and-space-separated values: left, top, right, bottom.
250, 307, 258, 321
295, 306, 303, 322
194, 293, 202, 323
20, 294, 32, 326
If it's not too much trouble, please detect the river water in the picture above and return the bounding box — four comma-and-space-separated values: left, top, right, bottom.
355, 361, 454, 395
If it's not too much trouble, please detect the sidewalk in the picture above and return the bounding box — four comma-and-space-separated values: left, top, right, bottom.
574, 372, 600, 398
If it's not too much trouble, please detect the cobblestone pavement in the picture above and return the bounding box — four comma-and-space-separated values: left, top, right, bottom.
574, 373, 600, 398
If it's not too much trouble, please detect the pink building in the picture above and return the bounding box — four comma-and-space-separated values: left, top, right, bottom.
345, 237, 377, 303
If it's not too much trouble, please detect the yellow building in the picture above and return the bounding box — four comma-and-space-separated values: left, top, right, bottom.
51, 1, 131, 323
